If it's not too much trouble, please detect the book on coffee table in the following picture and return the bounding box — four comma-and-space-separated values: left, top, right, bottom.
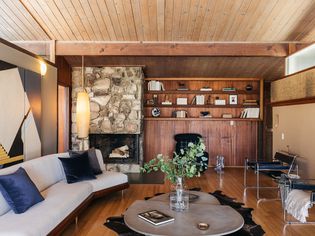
138, 210, 174, 226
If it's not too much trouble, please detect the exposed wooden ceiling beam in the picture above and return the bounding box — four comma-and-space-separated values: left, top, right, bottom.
10, 41, 310, 58
11, 41, 50, 56
55, 41, 310, 57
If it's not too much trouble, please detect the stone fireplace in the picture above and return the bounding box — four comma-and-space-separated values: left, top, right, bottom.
71, 66, 143, 172
89, 134, 140, 164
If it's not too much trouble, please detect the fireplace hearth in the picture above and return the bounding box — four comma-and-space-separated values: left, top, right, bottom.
89, 134, 140, 164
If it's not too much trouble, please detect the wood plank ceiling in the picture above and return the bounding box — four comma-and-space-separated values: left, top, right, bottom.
0, 0, 315, 80
0, 0, 313, 42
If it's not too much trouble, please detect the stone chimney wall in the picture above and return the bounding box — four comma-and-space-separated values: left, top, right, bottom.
71, 66, 143, 150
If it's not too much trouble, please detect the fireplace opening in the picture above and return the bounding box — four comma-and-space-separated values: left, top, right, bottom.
89, 134, 140, 164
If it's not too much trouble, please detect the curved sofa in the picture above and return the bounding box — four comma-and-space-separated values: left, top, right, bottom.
0, 149, 129, 236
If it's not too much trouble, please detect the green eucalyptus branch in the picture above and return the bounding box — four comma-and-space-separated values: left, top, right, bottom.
141, 138, 206, 184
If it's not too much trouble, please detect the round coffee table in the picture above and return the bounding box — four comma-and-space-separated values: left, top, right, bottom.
124, 191, 244, 236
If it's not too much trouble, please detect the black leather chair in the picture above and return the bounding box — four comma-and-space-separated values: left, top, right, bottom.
174, 133, 209, 173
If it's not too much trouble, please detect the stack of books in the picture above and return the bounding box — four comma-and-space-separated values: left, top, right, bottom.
243, 99, 258, 106
138, 210, 174, 226
222, 87, 236, 92
200, 87, 212, 91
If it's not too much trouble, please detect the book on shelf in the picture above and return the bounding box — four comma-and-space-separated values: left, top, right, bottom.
196, 95, 205, 105
177, 88, 189, 91
138, 210, 174, 226
191, 96, 196, 105
222, 87, 236, 92
200, 87, 213, 91
241, 108, 260, 118
243, 99, 258, 106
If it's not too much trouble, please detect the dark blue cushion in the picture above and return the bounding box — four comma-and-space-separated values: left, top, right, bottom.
68, 148, 103, 175
0, 167, 44, 214
59, 152, 96, 184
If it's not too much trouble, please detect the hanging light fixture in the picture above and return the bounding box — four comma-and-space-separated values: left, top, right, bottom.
76, 56, 90, 141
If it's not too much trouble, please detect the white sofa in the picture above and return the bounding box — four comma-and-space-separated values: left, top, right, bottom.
0, 149, 129, 236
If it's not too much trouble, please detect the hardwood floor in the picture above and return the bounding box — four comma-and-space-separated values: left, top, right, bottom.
62, 168, 315, 236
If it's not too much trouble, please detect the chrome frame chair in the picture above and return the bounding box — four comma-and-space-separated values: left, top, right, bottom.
244, 152, 298, 201
283, 178, 315, 225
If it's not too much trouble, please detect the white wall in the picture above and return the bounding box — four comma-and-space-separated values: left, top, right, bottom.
0, 41, 57, 156
286, 44, 315, 75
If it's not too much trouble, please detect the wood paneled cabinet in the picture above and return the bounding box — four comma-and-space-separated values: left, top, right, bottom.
143, 78, 263, 167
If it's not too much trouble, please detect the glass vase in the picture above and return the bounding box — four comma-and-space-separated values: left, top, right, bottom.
170, 177, 189, 212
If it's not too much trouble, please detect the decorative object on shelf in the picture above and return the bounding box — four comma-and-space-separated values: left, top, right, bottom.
196, 95, 205, 105
222, 87, 236, 92
222, 114, 233, 118
176, 97, 188, 105
200, 111, 210, 117
161, 95, 172, 105
229, 94, 238, 105
207, 95, 213, 105
141, 139, 206, 212
76, 56, 90, 151
200, 86, 212, 91
214, 97, 226, 105
153, 94, 158, 105
146, 99, 154, 105
175, 110, 187, 118
177, 82, 188, 91
245, 84, 253, 91
151, 107, 161, 117
148, 80, 165, 91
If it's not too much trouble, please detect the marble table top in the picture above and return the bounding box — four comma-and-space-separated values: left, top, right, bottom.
124, 192, 244, 236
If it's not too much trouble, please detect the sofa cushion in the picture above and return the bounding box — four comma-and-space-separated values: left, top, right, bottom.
0, 192, 10, 216
59, 153, 96, 183
0, 152, 69, 192
0, 167, 44, 214
95, 149, 106, 171
69, 148, 103, 175
0, 180, 92, 236
85, 171, 128, 192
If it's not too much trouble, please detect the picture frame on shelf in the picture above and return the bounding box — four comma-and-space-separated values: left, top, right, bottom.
229, 95, 238, 105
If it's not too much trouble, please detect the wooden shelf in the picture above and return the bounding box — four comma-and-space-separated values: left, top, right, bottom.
144, 104, 259, 108
145, 90, 259, 95
144, 117, 261, 121
145, 77, 261, 81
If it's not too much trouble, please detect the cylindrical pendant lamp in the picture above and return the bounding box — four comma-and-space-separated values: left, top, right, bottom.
76, 91, 90, 138
76, 56, 90, 139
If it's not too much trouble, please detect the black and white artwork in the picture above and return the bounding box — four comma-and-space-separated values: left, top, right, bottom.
0, 60, 42, 164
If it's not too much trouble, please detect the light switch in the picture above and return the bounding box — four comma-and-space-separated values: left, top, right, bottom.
281, 133, 285, 140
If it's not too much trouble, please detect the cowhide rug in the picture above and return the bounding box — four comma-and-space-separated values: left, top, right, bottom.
104, 189, 265, 236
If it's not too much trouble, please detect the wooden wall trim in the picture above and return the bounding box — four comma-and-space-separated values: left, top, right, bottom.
271, 96, 315, 107
145, 77, 261, 81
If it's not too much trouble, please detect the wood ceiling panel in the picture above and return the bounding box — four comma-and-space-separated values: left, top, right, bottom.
0, 0, 313, 42
64, 56, 284, 81
0, 0, 48, 41
0, 0, 313, 49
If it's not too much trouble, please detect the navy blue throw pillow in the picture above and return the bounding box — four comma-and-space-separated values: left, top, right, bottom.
69, 148, 103, 175
0, 167, 44, 214
59, 152, 96, 184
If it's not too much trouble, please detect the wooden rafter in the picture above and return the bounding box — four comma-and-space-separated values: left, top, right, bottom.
55, 41, 310, 57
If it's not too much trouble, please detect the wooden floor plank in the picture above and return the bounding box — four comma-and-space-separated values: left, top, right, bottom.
62, 168, 315, 236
